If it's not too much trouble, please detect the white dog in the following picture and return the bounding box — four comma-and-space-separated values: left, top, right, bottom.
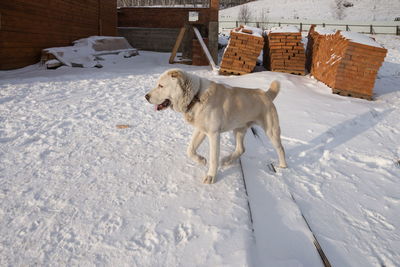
145, 69, 287, 184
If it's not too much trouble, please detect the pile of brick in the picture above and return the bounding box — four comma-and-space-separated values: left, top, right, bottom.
192, 38, 209, 66
308, 25, 387, 100
219, 26, 264, 75
264, 26, 306, 75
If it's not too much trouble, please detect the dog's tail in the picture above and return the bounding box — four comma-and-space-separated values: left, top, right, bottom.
266, 80, 280, 101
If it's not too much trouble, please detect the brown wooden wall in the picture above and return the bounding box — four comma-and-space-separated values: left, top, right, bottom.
0, 0, 117, 70
118, 7, 218, 28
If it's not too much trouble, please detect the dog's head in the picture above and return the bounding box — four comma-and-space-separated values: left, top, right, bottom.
145, 69, 199, 113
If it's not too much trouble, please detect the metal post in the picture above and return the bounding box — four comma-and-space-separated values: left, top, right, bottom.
346, 25, 349, 31
370, 25, 373, 34
300, 22, 302, 32
278, 22, 281, 26
322, 23, 325, 28
236, 21, 238, 27
397, 26, 400, 35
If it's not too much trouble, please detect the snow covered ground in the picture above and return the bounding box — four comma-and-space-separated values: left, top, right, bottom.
1, 34, 399, 266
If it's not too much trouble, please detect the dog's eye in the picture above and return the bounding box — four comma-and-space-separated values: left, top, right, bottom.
159, 84, 163, 88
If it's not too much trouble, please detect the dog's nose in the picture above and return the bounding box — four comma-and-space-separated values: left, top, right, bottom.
145, 94, 150, 101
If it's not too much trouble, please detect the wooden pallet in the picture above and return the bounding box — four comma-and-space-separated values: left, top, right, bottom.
332, 89, 373, 100
274, 69, 306, 76
219, 68, 248, 76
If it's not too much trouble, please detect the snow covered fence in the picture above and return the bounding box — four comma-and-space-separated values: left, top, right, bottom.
219, 19, 400, 35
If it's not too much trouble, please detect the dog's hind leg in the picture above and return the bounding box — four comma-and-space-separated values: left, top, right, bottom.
221, 127, 247, 166
203, 132, 220, 184
264, 125, 287, 168
187, 128, 207, 166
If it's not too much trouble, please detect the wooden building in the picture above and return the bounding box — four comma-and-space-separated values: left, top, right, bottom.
117, 0, 219, 63
0, 0, 117, 70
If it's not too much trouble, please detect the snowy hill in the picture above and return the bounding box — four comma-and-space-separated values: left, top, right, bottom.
220, 0, 400, 22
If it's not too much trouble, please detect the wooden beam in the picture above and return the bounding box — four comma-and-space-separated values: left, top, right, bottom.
193, 26, 218, 71
169, 26, 187, 64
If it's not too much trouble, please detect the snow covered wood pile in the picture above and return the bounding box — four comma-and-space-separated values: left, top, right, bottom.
264, 26, 306, 75
41, 36, 138, 69
308, 26, 387, 100
192, 38, 209, 66
219, 26, 264, 75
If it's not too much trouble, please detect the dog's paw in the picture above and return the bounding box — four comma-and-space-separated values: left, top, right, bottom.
221, 156, 234, 166
202, 175, 215, 184
279, 162, 288, 168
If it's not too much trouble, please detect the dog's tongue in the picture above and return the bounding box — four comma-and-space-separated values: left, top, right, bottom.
154, 99, 170, 111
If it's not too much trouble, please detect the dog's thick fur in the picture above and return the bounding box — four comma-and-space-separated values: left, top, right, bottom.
145, 69, 287, 184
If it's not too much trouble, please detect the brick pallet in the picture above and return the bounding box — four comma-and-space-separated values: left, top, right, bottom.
308, 25, 387, 100
219, 27, 264, 75
264, 28, 306, 75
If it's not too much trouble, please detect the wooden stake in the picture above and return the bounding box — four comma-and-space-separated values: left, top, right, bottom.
169, 27, 187, 64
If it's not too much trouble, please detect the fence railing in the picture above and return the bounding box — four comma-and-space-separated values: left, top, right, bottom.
117, 0, 209, 7
219, 20, 400, 35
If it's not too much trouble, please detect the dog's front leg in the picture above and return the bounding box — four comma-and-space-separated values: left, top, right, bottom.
187, 128, 207, 166
203, 132, 220, 184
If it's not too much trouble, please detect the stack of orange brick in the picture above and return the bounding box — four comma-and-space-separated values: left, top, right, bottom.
219, 26, 264, 75
264, 26, 306, 75
308, 25, 387, 100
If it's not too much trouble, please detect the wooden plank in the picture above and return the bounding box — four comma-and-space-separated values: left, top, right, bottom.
193, 26, 217, 71
332, 88, 373, 100
169, 26, 186, 64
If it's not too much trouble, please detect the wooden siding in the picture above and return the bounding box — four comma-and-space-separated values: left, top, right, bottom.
118, 7, 218, 29
0, 0, 117, 70
118, 27, 181, 52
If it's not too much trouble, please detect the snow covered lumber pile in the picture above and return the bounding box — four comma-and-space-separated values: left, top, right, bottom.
219, 26, 264, 75
41, 36, 138, 69
264, 26, 306, 75
308, 26, 387, 100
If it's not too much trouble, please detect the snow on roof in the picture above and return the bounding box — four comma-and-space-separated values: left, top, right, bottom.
242, 25, 264, 37
312, 27, 383, 48
340, 31, 383, 48
314, 26, 336, 35
268, 25, 300, 33
233, 25, 264, 37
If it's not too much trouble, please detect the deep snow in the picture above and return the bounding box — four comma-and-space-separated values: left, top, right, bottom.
1, 34, 399, 266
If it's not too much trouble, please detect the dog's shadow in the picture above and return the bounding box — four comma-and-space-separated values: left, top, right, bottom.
287, 108, 394, 166
241, 108, 393, 169
189, 107, 393, 184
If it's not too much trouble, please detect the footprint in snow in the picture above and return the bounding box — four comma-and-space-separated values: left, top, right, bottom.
174, 223, 194, 245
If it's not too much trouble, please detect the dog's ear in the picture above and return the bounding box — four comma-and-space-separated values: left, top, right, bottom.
168, 70, 181, 78
175, 74, 198, 113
